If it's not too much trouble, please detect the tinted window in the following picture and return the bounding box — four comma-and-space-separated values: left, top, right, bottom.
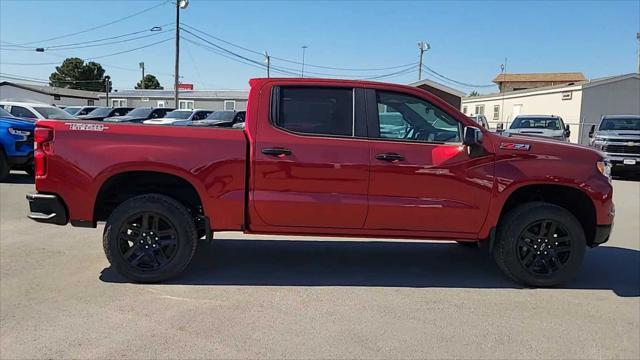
511, 117, 562, 130
112, 108, 133, 116
87, 107, 111, 116
33, 107, 75, 120
0, 107, 13, 117
126, 108, 153, 117
599, 117, 640, 131
206, 111, 236, 121
77, 107, 96, 116
375, 91, 460, 143
64, 107, 81, 115
275, 87, 353, 137
192, 111, 213, 120
165, 110, 193, 119
10, 106, 38, 119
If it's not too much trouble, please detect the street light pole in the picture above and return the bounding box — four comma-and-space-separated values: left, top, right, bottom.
264, 51, 270, 78
301, 45, 307, 78
104, 75, 110, 106
139, 62, 145, 89
636, 32, 640, 74
174, 0, 189, 108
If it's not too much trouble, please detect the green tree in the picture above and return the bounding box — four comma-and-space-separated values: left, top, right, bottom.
468, 90, 480, 97
135, 74, 163, 90
49, 57, 107, 92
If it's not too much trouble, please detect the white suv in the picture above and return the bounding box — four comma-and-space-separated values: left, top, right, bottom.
0, 101, 76, 120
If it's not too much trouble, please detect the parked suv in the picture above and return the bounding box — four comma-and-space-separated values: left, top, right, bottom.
0, 101, 76, 120
505, 115, 570, 141
143, 109, 213, 125
589, 115, 640, 174
0, 107, 34, 180
77, 107, 133, 121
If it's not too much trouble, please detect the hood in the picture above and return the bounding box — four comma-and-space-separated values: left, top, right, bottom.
493, 132, 603, 161
104, 116, 145, 122
594, 129, 640, 139
0, 116, 36, 129
506, 128, 565, 137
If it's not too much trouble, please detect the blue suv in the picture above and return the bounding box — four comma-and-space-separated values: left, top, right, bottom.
0, 107, 35, 181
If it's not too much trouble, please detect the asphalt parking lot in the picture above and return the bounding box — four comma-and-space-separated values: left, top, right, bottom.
1, 172, 638, 359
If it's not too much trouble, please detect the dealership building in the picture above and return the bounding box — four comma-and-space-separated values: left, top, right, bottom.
461, 73, 640, 144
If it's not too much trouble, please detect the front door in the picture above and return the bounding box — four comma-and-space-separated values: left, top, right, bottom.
251, 85, 369, 229
364, 88, 494, 234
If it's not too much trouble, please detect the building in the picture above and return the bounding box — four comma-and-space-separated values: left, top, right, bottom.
493, 72, 586, 92
98, 89, 249, 111
461, 73, 640, 144
409, 78, 466, 108
0, 81, 100, 106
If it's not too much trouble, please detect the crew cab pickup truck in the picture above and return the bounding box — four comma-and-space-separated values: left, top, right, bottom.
27, 78, 614, 286
589, 115, 640, 175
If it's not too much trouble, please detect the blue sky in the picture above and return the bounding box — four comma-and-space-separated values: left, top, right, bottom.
1, 0, 638, 94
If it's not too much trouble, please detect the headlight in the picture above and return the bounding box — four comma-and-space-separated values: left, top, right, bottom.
8, 128, 31, 141
597, 159, 612, 181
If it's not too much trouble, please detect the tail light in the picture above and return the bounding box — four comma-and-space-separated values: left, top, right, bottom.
34, 127, 53, 177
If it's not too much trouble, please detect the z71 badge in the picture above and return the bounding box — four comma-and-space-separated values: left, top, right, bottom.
65, 123, 109, 131
500, 142, 531, 151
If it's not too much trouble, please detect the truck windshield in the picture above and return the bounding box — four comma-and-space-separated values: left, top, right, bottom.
126, 108, 153, 117
599, 117, 640, 131
0, 107, 13, 117
34, 107, 76, 120
511, 117, 562, 130
164, 110, 192, 119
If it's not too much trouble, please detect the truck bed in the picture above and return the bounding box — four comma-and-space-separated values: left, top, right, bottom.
35, 120, 248, 230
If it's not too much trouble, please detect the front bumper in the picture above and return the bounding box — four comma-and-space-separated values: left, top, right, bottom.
26, 193, 68, 225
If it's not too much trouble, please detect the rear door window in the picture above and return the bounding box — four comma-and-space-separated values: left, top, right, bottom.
273, 87, 354, 137
10, 106, 38, 119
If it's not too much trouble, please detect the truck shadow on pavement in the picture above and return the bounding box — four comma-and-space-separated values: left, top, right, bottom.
2, 172, 34, 184
100, 239, 640, 297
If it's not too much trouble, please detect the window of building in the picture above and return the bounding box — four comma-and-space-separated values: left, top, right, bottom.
141, 97, 149, 102
375, 91, 460, 143
178, 100, 194, 110
224, 100, 236, 111
111, 99, 127, 107
273, 86, 354, 137
157, 101, 165, 108
462, 106, 468, 114
493, 105, 500, 120
475, 105, 485, 115
87, 100, 94, 106
53, 95, 61, 100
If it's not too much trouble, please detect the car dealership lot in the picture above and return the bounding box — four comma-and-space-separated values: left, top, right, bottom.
1, 173, 638, 359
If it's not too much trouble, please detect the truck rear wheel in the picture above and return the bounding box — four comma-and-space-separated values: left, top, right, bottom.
103, 194, 198, 283
493, 202, 586, 287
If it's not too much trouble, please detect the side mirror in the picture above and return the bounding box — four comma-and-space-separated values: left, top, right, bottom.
496, 123, 504, 131
463, 126, 483, 146
588, 124, 596, 138
564, 124, 571, 137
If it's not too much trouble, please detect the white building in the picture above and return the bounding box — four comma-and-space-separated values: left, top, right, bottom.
0, 81, 100, 106
461, 73, 640, 144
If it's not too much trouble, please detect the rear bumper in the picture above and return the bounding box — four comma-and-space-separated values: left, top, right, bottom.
26, 193, 68, 225
591, 224, 613, 247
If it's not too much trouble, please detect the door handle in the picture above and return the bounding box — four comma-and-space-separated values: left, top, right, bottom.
262, 148, 292, 156
375, 152, 405, 162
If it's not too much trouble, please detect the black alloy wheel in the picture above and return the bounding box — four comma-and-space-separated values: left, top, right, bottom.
516, 220, 572, 276
118, 212, 179, 272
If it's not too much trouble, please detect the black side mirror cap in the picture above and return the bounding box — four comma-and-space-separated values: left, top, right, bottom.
496, 123, 504, 131
588, 124, 596, 138
463, 126, 483, 146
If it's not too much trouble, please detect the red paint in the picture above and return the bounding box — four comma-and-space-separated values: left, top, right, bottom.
33, 77, 613, 243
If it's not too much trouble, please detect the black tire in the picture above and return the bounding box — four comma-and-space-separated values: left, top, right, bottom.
0, 149, 9, 182
493, 202, 586, 287
103, 194, 198, 283
456, 241, 478, 248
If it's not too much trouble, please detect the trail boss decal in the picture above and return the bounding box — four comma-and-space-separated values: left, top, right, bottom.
65, 123, 109, 131
500, 142, 531, 151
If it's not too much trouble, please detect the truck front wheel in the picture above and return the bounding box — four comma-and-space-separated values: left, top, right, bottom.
493, 202, 586, 287
103, 194, 198, 283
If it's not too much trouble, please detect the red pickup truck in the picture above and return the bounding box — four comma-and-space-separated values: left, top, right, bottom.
27, 78, 614, 286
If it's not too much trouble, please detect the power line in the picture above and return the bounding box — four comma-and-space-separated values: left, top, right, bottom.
0, 38, 173, 66
422, 65, 495, 88
181, 23, 418, 72
0, 72, 105, 83
12, 1, 171, 46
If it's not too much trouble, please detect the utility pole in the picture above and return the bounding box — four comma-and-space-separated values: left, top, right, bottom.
139, 62, 145, 89
104, 75, 110, 106
301, 45, 307, 77
264, 51, 270, 78
636, 32, 640, 74
500, 58, 507, 129
174, 0, 189, 108
417, 41, 430, 81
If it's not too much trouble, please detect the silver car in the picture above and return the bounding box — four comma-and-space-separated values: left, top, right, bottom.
504, 115, 570, 141
589, 115, 640, 173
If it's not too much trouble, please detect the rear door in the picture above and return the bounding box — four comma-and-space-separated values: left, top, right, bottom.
251, 85, 370, 229
364, 87, 494, 234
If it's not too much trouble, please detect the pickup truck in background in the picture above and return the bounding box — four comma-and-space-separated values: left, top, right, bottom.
26, 78, 614, 287
589, 115, 640, 175
0, 107, 34, 180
